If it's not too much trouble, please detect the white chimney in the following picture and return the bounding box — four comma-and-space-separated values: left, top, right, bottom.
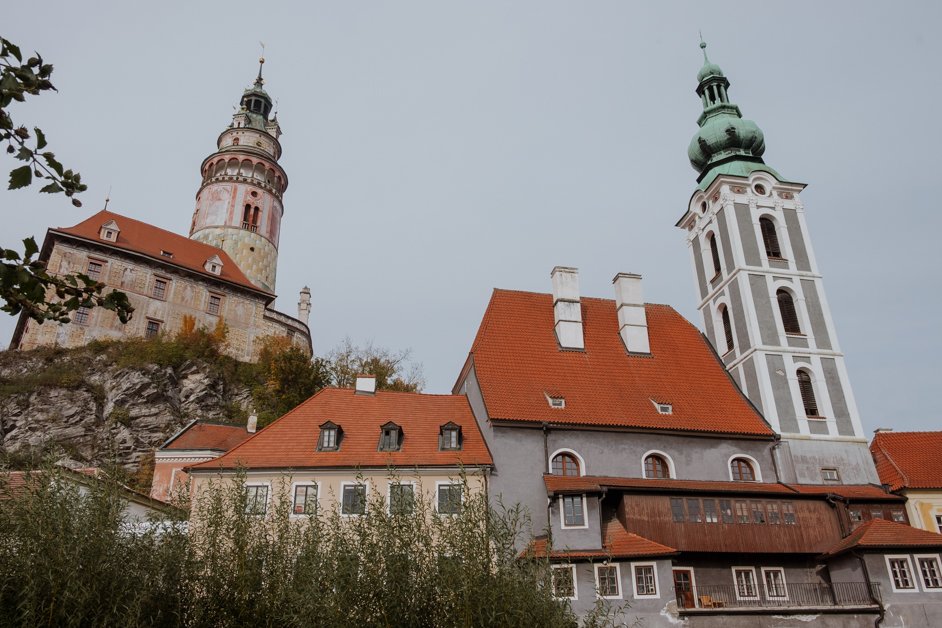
298, 286, 312, 326
612, 273, 650, 354
246, 411, 258, 434
355, 374, 376, 395
551, 266, 584, 350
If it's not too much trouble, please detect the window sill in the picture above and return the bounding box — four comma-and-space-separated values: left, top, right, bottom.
806, 415, 828, 421
785, 333, 806, 338
766, 256, 789, 262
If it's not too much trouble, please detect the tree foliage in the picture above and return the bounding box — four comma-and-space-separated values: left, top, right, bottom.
252, 336, 331, 428
0, 36, 133, 325
328, 337, 425, 393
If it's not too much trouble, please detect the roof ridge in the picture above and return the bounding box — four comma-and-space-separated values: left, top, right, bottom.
873, 433, 910, 490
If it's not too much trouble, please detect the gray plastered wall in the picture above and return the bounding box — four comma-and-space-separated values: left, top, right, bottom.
800, 278, 832, 350
735, 202, 761, 266
749, 273, 779, 346
765, 354, 800, 433
782, 208, 811, 271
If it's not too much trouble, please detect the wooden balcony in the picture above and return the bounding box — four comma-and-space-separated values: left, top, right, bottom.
677, 582, 881, 615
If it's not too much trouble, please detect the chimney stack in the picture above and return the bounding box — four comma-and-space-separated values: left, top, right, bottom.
355, 374, 376, 395
298, 286, 312, 326
247, 410, 258, 434
551, 266, 584, 350
612, 273, 650, 354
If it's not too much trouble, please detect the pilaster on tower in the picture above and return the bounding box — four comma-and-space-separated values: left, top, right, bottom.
675, 41, 877, 485
189, 57, 288, 294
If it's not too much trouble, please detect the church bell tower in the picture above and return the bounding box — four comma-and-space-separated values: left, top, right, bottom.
190, 57, 287, 293
676, 42, 877, 484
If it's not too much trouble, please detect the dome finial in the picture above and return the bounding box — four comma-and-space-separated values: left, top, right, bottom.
699, 32, 710, 62
256, 41, 266, 87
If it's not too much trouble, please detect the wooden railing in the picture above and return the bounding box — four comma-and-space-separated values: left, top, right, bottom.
678, 582, 881, 610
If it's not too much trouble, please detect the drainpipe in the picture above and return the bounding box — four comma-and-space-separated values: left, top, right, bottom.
542, 422, 552, 547
826, 494, 849, 537
770, 439, 782, 484
852, 551, 884, 627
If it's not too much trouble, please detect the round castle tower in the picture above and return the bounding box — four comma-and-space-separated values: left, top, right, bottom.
189, 58, 287, 293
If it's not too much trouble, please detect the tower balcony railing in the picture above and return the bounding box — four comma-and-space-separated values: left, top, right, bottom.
676, 582, 881, 613
241, 222, 259, 233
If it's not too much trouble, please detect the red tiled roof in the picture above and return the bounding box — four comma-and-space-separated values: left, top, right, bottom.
53, 210, 266, 295
191, 388, 493, 470
870, 431, 942, 491
824, 519, 942, 557
526, 519, 677, 560
786, 484, 901, 502
464, 290, 773, 436
162, 422, 252, 452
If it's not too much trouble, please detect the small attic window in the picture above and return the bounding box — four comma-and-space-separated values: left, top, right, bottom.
317, 421, 341, 451
548, 397, 565, 409
204, 256, 223, 276
160, 250, 173, 258
99, 220, 120, 242
440, 422, 462, 451
652, 400, 673, 415
379, 422, 403, 452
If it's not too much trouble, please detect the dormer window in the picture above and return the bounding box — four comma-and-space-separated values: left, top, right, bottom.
440, 423, 462, 451
318, 421, 341, 451
99, 220, 120, 242
204, 255, 224, 276
160, 250, 173, 259
379, 422, 402, 452
652, 400, 673, 415
545, 393, 565, 409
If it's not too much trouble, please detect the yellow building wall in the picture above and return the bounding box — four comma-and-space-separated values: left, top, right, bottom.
903, 490, 942, 533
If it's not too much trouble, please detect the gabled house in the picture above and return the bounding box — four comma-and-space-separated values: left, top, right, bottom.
870, 430, 942, 533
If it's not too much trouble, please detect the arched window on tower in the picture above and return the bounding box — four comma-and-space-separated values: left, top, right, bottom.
797, 370, 820, 417
232, 137, 239, 146
720, 305, 734, 353
730, 457, 756, 482
759, 217, 782, 259
251, 206, 261, 232
708, 233, 722, 277
242, 205, 252, 230
551, 453, 580, 476
644, 454, 671, 479
777, 290, 801, 334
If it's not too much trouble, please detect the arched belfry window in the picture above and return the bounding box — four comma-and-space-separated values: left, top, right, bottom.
708, 234, 722, 277
759, 217, 782, 258
730, 457, 756, 482
720, 306, 734, 353
777, 290, 801, 334
797, 370, 820, 417
644, 454, 671, 479
551, 453, 580, 476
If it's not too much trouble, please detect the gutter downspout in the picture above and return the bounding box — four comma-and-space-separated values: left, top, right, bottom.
542, 422, 552, 547
852, 551, 884, 627
770, 437, 782, 484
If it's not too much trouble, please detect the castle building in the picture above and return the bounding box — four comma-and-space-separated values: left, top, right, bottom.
9, 60, 312, 361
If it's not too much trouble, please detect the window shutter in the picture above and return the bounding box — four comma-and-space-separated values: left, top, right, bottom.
797, 370, 819, 416
776, 290, 801, 334
759, 218, 782, 258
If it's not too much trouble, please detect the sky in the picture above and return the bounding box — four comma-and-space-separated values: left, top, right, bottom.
3, 2, 940, 433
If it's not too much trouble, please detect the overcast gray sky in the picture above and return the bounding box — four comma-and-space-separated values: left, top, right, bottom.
3, 2, 940, 433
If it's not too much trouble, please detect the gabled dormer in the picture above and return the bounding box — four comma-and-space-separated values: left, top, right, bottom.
204, 254, 224, 276
378, 421, 403, 452
99, 219, 120, 243
439, 422, 462, 451
317, 421, 341, 451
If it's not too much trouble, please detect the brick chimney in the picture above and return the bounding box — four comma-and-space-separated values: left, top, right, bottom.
551, 266, 584, 350
612, 272, 650, 354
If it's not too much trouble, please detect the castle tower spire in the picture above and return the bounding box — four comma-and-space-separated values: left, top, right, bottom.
676, 42, 875, 485
189, 59, 287, 293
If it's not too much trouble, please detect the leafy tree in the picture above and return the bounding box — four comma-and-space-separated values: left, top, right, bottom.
328, 336, 425, 392
252, 336, 332, 427
1, 36, 132, 325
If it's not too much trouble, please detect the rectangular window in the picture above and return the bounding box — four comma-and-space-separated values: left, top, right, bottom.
437, 484, 462, 515
762, 568, 788, 600
888, 557, 915, 591
379, 427, 401, 451
562, 494, 585, 527
670, 498, 685, 523
292, 484, 317, 515
152, 278, 168, 300
389, 483, 415, 515
936, 514, 942, 533
849, 509, 863, 523
551, 565, 576, 599
633, 563, 658, 598
703, 499, 718, 523
870, 509, 884, 520
596, 564, 620, 598
891, 510, 906, 523
208, 294, 222, 315
720, 499, 734, 524
733, 568, 758, 600
918, 556, 942, 589
86, 260, 103, 281
687, 499, 702, 523
751, 501, 766, 524
319, 426, 338, 450
782, 502, 797, 525
244, 485, 268, 515
145, 319, 161, 338
735, 500, 750, 524
767, 502, 781, 525
440, 427, 460, 450
821, 468, 840, 482
72, 306, 90, 325
341, 483, 366, 516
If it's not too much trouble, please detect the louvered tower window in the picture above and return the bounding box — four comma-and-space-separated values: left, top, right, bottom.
776, 290, 801, 334
708, 234, 722, 276
797, 370, 819, 416
720, 306, 734, 353
759, 218, 782, 258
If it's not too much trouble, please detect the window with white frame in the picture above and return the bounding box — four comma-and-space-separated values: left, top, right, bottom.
437, 484, 462, 515
595, 564, 621, 599
935, 514, 942, 533
821, 468, 840, 483
244, 485, 268, 515
561, 494, 586, 528
733, 567, 759, 600
887, 556, 916, 591
632, 562, 658, 598
551, 564, 576, 599
762, 567, 788, 599
292, 484, 317, 515
341, 483, 367, 516
917, 555, 942, 590
389, 483, 415, 515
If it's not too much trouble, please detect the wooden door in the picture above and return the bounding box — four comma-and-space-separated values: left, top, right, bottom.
673, 569, 695, 609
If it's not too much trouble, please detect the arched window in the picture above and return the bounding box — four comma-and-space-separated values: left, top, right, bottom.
232, 137, 239, 146
644, 454, 671, 479
777, 290, 801, 334
760, 217, 782, 258
720, 306, 734, 353
730, 458, 756, 482
551, 453, 580, 476
797, 370, 819, 417
708, 234, 722, 276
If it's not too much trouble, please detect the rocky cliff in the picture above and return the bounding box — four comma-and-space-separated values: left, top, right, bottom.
0, 342, 253, 471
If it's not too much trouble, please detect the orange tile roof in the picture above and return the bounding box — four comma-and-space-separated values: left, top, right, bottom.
53, 210, 267, 295
786, 484, 901, 502
869, 431, 942, 491
191, 388, 493, 470
824, 519, 942, 557
162, 422, 252, 452
464, 290, 773, 436
526, 519, 677, 560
